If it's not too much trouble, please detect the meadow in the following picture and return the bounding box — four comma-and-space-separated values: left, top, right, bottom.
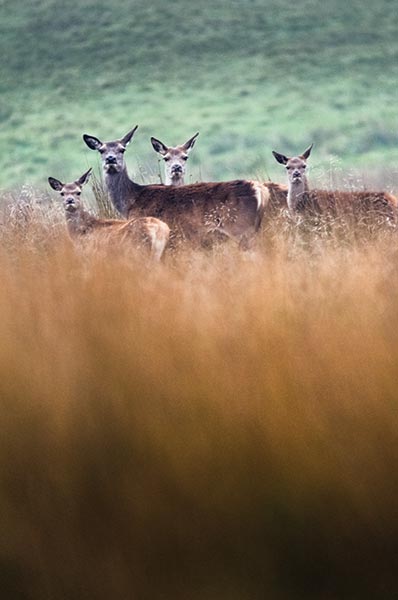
1, 0, 398, 187
1, 190, 398, 598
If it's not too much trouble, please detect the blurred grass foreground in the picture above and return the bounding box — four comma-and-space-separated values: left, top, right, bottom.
1, 190, 398, 599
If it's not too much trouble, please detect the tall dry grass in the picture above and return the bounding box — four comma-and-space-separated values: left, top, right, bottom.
1, 191, 398, 599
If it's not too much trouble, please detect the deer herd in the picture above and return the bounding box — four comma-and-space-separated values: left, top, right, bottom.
48, 125, 398, 260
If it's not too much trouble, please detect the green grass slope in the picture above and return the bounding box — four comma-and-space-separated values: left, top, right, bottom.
1, 0, 397, 189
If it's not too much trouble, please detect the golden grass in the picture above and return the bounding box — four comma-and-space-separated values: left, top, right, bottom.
1, 201, 398, 599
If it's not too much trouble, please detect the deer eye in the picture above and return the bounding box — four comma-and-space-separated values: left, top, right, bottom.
164, 157, 170, 162
60, 192, 64, 196
76, 191, 81, 196
182, 155, 188, 161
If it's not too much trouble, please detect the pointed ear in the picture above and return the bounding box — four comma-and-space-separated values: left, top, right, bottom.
76, 168, 92, 187
48, 177, 64, 191
151, 137, 169, 155
272, 151, 289, 165
301, 143, 313, 160
83, 134, 103, 151
182, 132, 199, 152
121, 125, 138, 147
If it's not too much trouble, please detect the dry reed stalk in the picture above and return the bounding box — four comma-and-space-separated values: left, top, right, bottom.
1, 197, 398, 598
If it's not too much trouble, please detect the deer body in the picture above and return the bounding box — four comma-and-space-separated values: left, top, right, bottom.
272, 145, 397, 223
151, 132, 199, 186
48, 169, 170, 261
84, 127, 269, 247
263, 182, 288, 213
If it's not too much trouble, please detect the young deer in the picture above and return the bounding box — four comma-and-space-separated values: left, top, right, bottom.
272, 144, 397, 224
151, 132, 199, 186
48, 168, 170, 261
83, 126, 268, 248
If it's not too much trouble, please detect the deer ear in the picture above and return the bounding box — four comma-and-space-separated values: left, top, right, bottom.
182, 132, 199, 152
151, 137, 169, 155
301, 143, 313, 160
83, 134, 103, 151
76, 168, 92, 187
272, 151, 289, 165
48, 177, 64, 191
121, 125, 138, 147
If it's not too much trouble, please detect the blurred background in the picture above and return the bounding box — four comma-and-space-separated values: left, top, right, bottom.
1, 0, 397, 190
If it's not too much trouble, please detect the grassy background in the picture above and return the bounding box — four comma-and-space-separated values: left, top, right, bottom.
1, 0, 398, 189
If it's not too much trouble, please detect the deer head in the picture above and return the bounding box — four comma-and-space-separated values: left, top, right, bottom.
83, 126, 139, 174
272, 144, 313, 186
48, 168, 92, 213
151, 132, 199, 185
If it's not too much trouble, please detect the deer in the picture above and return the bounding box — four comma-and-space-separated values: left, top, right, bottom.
83, 126, 269, 248
151, 132, 199, 187
48, 168, 170, 261
272, 144, 397, 225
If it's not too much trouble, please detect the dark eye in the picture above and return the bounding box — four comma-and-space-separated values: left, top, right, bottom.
164, 157, 170, 162
76, 191, 81, 196
120, 148, 125, 154
99, 148, 105, 154
60, 192, 64, 196
302, 165, 306, 169
182, 155, 188, 161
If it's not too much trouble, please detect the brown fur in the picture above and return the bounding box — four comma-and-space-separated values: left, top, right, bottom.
122, 178, 267, 245
299, 189, 398, 223
83, 127, 269, 247
263, 182, 288, 213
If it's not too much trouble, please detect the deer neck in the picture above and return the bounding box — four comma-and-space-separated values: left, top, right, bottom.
65, 209, 97, 237
105, 165, 141, 217
287, 177, 309, 212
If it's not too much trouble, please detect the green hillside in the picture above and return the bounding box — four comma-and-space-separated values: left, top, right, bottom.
1, 0, 397, 189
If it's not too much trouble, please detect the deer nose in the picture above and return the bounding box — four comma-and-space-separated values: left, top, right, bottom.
106, 155, 117, 164
171, 164, 183, 173
66, 198, 74, 204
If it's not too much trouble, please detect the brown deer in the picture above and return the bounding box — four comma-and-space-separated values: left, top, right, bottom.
83, 126, 268, 248
48, 168, 170, 261
272, 144, 397, 224
151, 132, 199, 186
